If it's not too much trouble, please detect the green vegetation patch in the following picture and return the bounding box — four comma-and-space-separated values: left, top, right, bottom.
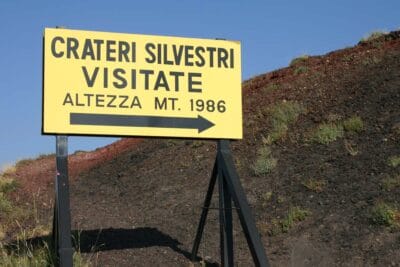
0, 168, 93, 266
262, 83, 279, 94
73, 252, 90, 267
388, 156, 400, 168
343, 116, 364, 133
252, 146, 278, 176
0, 241, 90, 267
270, 206, 311, 235
281, 206, 310, 233
15, 158, 35, 168
360, 31, 387, 43
293, 66, 308, 75
0, 176, 18, 217
260, 191, 273, 207
0, 242, 50, 267
310, 116, 363, 144
0, 193, 13, 214
381, 175, 400, 191
0, 177, 18, 194
265, 101, 305, 143
0, 200, 91, 266
370, 202, 400, 227
12, 154, 55, 169
312, 122, 344, 144
290, 54, 310, 66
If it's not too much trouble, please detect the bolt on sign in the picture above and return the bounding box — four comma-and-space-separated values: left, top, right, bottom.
43, 28, 242, 139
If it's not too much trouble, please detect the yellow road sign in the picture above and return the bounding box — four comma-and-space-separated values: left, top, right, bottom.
43, 28, 242, 139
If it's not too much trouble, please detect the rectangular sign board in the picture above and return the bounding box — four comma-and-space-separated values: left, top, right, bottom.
43, 28, 242, 139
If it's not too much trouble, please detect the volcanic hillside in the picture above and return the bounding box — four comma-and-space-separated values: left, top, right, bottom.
1, 30, 400, 266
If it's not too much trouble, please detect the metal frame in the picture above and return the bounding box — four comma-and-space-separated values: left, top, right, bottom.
52, 135, 74, 267
191, 140, 270, 267
50, 137, 269, 266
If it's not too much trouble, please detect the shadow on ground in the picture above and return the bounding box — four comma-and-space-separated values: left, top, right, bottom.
5, 227, 218, 266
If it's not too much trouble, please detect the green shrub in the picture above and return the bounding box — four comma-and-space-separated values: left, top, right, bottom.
0, 193, 13, 214
312, 123, 344, 144
293, 66, 308, 75
0, 165, 16, 176
388, 156, 400, 168
15, 158, 35, 168
381, 175, 400, 191
343, 116, 364, 133
360, 31, 387, 43
266, 101, 305, 143
0, 242, 50, 267
370, 202, 399, 227
262, 83, 279, 94
290, 55, 310, 66
281, 207, 310, 233
0, 177, 18, 193
252, 146, 277, 176
0, 177, 18, 217
0, 224, 90, 267
37, 153, 55, 160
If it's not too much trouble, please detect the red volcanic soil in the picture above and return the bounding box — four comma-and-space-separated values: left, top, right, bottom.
8, 138, 142, 201
3, 31, 400, 266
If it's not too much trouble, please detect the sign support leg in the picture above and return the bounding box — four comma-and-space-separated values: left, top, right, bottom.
52, 135, 74, 267
191, 158, 218, 261
218, 150, 234, 267
191, 140, 270, 267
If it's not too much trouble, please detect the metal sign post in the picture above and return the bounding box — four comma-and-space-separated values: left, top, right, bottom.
52, 135, 74, 266
191, 140, 270, 267
42, 27, 268, 266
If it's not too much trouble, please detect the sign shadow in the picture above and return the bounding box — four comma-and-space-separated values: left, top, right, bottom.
5, 227, 218, 266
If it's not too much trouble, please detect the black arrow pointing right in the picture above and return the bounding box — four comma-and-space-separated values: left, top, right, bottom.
70, 113, 215, 133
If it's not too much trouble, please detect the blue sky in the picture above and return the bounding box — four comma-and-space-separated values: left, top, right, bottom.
0, 0, 399, 170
